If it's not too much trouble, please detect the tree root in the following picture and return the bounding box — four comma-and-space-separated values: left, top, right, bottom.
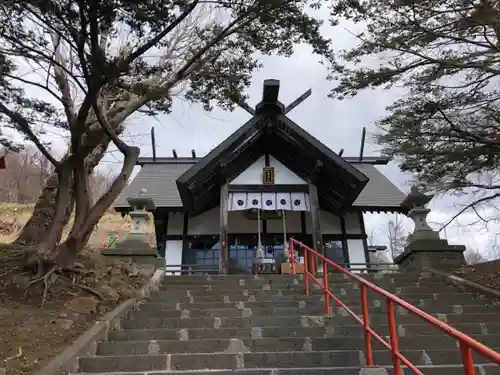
24, 265, 59, 307
56, 273, 105, 300
3, 347, 23, 362
74, 283, 104, 300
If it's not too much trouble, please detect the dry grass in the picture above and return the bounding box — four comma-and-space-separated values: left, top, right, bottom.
0, 202, 154, 247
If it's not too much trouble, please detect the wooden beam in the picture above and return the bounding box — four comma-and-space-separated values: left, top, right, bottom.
219, 183, 229, 274
284, 88, 312, 114
359, 127, 366, 162
262, 79, 280, 102
237, 101, 256, 115
308, 182, 324, 272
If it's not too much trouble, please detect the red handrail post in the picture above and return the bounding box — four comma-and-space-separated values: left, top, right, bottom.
387, 299, 402, 375
304, 248, 310, 296
360, 284, 374, 367
460, 342, 476, 375
309, 250, 316, 275
289, 240, 295, 275
323, 260, 330, 315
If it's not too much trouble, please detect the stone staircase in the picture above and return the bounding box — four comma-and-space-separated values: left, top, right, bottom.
72, 272, 500, 375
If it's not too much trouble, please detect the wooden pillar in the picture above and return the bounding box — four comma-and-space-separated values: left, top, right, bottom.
219, 183, 229, 274
308, 182, 324, 271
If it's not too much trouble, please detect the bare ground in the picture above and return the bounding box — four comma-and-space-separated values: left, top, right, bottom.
0, 203, 154, 375
453, 259, 500, 292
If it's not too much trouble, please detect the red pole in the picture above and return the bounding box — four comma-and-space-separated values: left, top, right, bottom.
309, 250, 316, 276
460, 343, 476, 375
387, 299, 402, 375
323, 261, 330, 315
304, 248, 309, 296
289, 240, 295, 274
361, 284, 374, 366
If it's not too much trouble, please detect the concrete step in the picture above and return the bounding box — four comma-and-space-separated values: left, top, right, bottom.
128, 306, 327, 319
120, 312, 500, 330
77, 348, 500, 372
155, 284, 464, 297
133, 302, 500, 318
108, 322, 500, 342
159, 272, 433, 283
159, 273, 427, 282
71, 364, 500, 375
141, 294, 493, 311
159, 278, 447, 289
151, 290, 481, 305
96, 334, 500, 355
71, 370, 500, 375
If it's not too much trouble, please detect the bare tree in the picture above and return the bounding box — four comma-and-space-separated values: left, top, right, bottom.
464, 247, 487, 265
387, 214, 407, 259
364, 226, 393, 265
0, 147, 113, 204
0, 147, 51, 202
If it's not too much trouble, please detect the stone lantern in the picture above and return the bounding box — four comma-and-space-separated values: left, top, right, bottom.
101, 188, 159, 267
127, 188, 156, 235
404, 186, 440, 242
394, 186, 465, 270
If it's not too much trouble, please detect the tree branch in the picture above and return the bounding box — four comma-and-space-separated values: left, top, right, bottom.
0, 103, 59, 167
50, 33, 76, 123
439, 192, 500, 231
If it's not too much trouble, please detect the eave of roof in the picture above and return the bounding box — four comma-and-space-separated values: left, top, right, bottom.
113, 162, 407, 214
136, 155, 391, 166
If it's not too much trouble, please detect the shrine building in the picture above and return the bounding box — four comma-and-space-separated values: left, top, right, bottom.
113, 79, 408, 274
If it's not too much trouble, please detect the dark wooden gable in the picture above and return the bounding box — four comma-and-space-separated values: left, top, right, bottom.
176, 80, 369, 215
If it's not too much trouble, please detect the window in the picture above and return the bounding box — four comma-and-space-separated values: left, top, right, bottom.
187, 236, 220, 268
324, 240, 345, 265
228, 235, 259, 273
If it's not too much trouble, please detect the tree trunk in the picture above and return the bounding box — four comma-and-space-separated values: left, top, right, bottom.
14, 136, 113, 246
47, 147, 140, 269
28, 167, 73, 274
14, 164, 73, 246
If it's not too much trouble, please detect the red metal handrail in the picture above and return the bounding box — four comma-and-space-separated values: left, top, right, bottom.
287, 238, 500, 375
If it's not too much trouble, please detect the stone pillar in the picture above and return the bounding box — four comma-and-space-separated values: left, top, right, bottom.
394, 187, 466, 271
102, 189, 161, 268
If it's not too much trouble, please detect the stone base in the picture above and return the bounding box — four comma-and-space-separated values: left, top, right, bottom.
394, 238, 466, 271
101, 233, 161, 268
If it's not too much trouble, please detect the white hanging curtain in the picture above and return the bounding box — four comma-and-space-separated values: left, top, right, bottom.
247, 192, 262, 210
290, 192, 309, 211
276, 192, 292, 210
228, 192, 310, 212
261, 192, 277, 210
230, 192, 249, 211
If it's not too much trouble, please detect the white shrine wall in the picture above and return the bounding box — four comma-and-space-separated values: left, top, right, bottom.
166, 207, 363, 236
229, 155, 307, 185
163, 206, 368, 266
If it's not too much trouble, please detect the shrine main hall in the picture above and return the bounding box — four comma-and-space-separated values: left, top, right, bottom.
114, 79, 407, 274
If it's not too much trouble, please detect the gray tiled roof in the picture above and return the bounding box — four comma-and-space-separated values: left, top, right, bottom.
114, 163, 192, 207
353, 164, 406, 208
114, 162, 406, 210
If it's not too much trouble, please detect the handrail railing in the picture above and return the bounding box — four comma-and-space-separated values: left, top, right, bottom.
288, 238, 500, 375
